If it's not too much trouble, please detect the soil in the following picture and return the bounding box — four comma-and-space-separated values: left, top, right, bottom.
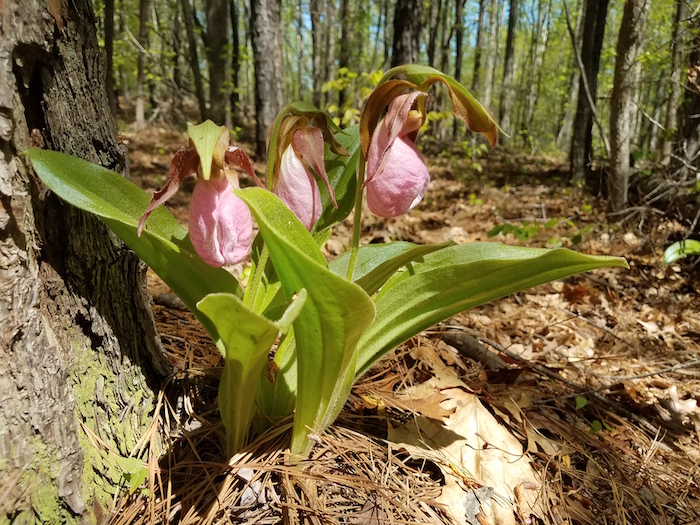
114, 126, 700, 525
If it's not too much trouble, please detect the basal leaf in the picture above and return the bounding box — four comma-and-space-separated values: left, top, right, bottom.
356, 243, 627, 376
237, 188, 375, 455
27, 148, 242, 344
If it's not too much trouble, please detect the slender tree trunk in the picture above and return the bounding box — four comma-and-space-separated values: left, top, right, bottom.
436, 0, 452, 140
482, 0, 499, 109
570, 0, 609, 186
104, 0, 117, 115
338, 0, 350, 109
230, 0, 241, 121
660, 0, 688, 163
324, 0, 337, 106
498, 0, 518, 140
391, 0, 423, 67
556, 0, 584, 151
522, 0, 551, 143
383, 0, 392, 66
135, 0, 149, 129
677, 13, 700, 180
1, 1, 167, 521
427, 0, 443, 68
172, 0, 184, 115
310, 0, 323, 107
297, 0, 305, 100
250, 0, 284, 158
471, 0, 486, 94
206, 0, 229, 125
181, 0, 208, 120
608, 0, 650, 212
453, 0, 466, 137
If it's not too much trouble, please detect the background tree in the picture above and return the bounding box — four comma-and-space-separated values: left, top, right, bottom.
207, 0, 230, 125
181, 0, 208, 120
0, 0, 167, 521
135, 0, 150, 129
569, 0, 610, 185
250, 0, 285, 157
608, 0, 651, 213
499, 0, 518, 140
391, 0, 423, 67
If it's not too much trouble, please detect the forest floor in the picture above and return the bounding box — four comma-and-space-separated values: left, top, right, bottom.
114, 126, 700, 525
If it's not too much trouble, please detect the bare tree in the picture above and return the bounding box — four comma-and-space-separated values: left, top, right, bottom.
1, 1, 167, 520
207, 0, 229, 125
521, 0, 551, 144
427, 0, 443, 68
471, 0, 487, 95
181, 0, 208, 120
482, 0, 499, 109
230, 0, 241, 121
498, 0, 518, 140
135, 0, 150, 129
608, 0, 651, 212
310, 0, 323, 107
250, 0, 285, 158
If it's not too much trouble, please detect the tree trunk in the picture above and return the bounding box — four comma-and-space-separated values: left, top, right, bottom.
436, 0, 453, 140
181, 0, 208, 120
172, 0, 184, 116
482, 0, 499, 110
471, 0, 486, 94
310, 0, 323, 107
556, 0, 584, 151
135, 0, 149, 129
250, 0, 284, 158
660, 0, 688, 164
206, 0, 229, 125
427, 0, 443, 68
296, 0, 305, 101
338, 0, 350, 110
677, 12, 700, 180
391, 0, 423, 67
230, 0, 241, 121
324, 0, 337, 107
608, 0, 650, 212
498, 0, 518, 140
104, 0, 118, 116
453, 0, 466, 137
521, 0, 551, 144
570, 0, 609, 186
0, 1, 168, 521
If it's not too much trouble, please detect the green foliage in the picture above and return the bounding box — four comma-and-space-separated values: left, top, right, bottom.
664, 239, 700, 264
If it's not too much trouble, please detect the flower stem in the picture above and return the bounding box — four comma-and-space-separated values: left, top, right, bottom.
345, 158, 366, 281
244, 243, 270, 310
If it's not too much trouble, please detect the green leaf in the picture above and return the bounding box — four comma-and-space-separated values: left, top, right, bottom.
237, 188, 375, 455
329, 241, 454, 294
664, 239, 700, 264
313, 125, 360, 232
26, 148, 242, 344
356, 243, 627, 376
197, 291, 305, 455
575, 396, 588, 410
187, 120, 228, 181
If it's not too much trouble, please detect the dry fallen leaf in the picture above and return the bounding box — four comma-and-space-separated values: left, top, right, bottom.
388, 387, 543, 525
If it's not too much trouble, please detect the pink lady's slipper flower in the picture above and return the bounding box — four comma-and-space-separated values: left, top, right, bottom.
137, 122, 256, 267
365, 92, 429, 218
272, 127, 337, 231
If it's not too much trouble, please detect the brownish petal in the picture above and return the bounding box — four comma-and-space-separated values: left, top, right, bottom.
137, 146, 199, 236
224, 146, 264, 188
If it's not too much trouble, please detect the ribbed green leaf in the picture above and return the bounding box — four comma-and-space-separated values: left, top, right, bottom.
356, 243, 627, 376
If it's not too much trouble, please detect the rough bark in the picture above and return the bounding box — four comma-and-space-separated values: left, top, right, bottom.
498, 0, 518, 140
206, 0, 229, 125
310, 0, 323, 107
181, 0, 208, 120
391, 0, 423, 67
135, 0, 149, 130
660, 0, 688, 163
0, 1, 167, 522
172, 0, 184, 115
338, 0, 350, 110
570, 0, 609, 186
104, 0, 117, 116
250, 0, 284, 158
608, 0, 650, 212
